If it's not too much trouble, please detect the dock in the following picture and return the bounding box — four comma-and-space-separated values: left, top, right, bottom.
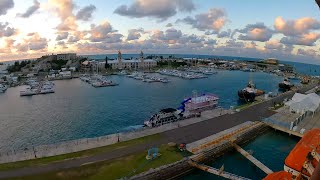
231, 143, 273, 174
188, 160, 251, 180
263, 122, 303, 138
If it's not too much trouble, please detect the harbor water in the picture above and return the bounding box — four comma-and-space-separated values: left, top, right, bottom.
0, 70, 285, 151
182, 130, 300, 179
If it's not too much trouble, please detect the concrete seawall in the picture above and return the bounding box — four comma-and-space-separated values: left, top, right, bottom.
130, 122, 270, 180
0, 108, 230, 164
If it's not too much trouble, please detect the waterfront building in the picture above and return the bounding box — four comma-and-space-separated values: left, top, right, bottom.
106, 51, 157, 70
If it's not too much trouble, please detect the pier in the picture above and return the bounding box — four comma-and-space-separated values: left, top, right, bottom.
231, 143, 273, 174
188, 160, 251, 180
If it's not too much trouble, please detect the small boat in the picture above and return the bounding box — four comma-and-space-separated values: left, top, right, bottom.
0, 84, 8, 93
20, 86, 38, 96
92, 80, 118, 87
39, 85, 55, 94
279, 78, 294, 91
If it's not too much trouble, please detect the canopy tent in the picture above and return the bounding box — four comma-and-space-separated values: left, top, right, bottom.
285, 93, 320, 114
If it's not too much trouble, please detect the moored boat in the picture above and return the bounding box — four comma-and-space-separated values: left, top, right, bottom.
279, 78, 294, 91
0, 84, 8, 93
238, 81, 264, 102
144, 108, 182, 127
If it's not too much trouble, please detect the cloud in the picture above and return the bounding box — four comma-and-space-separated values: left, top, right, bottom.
236, 23, 274, 42
17, 0, 40, 18
127, 28, 144, 41
88, 21, 123, 43
217, 29, 231, 38
76, 4, 96, 21
274, 17, 320, 36
0, 0, 14, 16
49, 0, 77, 31
151, 28, 182, 42
297, 48, 318, 57
177, 8, 227, 33
166, 23, 173, 27
15, 33, 48, 52
264, 40, 284, 50
0, 22, 17, 37
56, 32, 69, 41
28, 33, 48, 51
114, 0, 195, 21
280, 32, 320, 46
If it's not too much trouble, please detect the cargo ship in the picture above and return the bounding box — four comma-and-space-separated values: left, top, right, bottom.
238, 81, 264, 102
279, 78, 294, 91
263, 129, 320, 180
144, 92, 219, 127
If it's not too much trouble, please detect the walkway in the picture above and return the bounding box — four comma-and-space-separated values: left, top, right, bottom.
189, 160, 251, 180
232, 143, 273, 174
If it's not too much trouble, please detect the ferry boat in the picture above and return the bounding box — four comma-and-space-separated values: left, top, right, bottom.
264, 129, 320, 180
144, 92, 219, 127
0, 84, 8, 93
238, 81, 264, 102
279, 78, 294, 91
144, 108, 182, 127
179, 92, 219, 114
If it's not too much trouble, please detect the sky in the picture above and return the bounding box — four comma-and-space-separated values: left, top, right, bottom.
0, 0, 320, 64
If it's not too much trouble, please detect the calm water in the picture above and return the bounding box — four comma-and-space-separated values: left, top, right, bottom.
182, 131, 300, 180
0, 70, 285, 151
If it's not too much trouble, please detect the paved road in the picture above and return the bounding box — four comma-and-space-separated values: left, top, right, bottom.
0, 85, 315, 179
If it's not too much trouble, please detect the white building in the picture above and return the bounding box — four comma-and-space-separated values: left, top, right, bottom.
285, 93, 320, 115
107, 51, 157, 70
57, 53, 77, 61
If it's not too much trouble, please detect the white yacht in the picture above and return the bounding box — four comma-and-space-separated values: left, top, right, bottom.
0, 84, 8, 93
20, 86, 38, 96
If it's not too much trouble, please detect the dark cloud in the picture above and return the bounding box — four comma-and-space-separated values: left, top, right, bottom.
76, 4, 96, 21
0, 22, 16, 37
56, 32, 69, 41
217, 29, 231, 38
0, 0, 14, 16
17, 0, 40, 18
177, 8, 227, 33
166, 23, 173, 27
236, 23, 274, 42
114, 0, 195, 21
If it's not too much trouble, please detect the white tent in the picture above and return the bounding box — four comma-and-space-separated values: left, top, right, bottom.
285, 93, 320, 114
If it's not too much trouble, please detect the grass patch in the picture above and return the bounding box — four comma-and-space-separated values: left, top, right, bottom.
0, 134, 161, 171
9, 144, 185, 180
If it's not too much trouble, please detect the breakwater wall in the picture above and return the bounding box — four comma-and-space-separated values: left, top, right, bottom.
130, 122, 270, 180
0, 108, 230, 164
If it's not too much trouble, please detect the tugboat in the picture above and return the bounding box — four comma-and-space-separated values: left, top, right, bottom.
279, 78, 294, 91
143, 108, 182, 127
238, 81, 264, 102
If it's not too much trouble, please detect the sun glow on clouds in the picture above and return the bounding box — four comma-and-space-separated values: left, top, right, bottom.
0, 0, 319, 63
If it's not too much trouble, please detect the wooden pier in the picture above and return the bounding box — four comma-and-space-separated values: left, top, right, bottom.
188, 160, 251, 180
264, 122, 303, 138
232, 143, 273, 175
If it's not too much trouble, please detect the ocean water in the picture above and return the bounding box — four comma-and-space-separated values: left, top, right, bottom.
0, 70, 285, 151
182, 131, 300, 180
